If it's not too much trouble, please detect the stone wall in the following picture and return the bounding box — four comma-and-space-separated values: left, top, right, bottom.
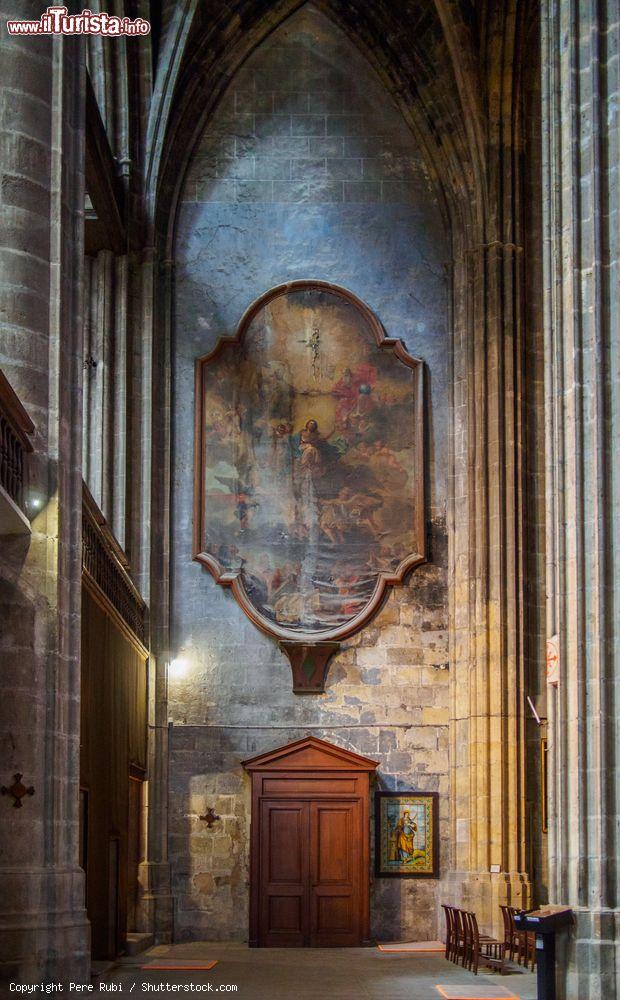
170, 7, 450, 943
0, 10, 90, 984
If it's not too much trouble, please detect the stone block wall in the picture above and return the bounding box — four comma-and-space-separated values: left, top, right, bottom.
168, 540, 449, 941
170, 6, 450, 943
0, 13, 90, 984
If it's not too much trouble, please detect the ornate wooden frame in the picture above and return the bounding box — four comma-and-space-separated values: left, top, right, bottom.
374, 790, 440, 878
193, 279, 426, 648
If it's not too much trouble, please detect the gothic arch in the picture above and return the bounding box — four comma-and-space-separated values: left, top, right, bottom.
147, 0, 491, 251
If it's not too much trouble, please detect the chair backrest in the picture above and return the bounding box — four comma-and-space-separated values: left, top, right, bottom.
500, 904, 513, 938
466, 910, 480, 944
441, 903, 453, 938
454, 907, 467, 939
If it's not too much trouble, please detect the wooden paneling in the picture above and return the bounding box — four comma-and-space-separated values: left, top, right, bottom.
262, 778, 357, 795
260, 801, 309, 946
310, 801, 361, 946
82, 482, 147, 646
0, 369, 34, 515
244, 736, 377, 948
80, 585, 148, 959
126, 777, 143, 932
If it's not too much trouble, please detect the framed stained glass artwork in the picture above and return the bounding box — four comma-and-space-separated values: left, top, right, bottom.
375, 790, 439, 878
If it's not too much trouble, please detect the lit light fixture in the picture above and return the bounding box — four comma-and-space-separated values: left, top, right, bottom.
29, 496, 43, 510
169, 657, 190, 679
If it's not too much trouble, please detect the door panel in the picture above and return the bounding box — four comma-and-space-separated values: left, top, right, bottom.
310, 801, 361, 946
259, 800, 309, 946
267, 806, 304, 882
268, 895, 302, 931
315, 807, 351, 882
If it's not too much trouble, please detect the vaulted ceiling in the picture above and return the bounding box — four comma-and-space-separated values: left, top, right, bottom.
143, 0, 534, 247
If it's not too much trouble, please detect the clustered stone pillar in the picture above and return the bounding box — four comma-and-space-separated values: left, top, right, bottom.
0, 7, 90, 985
444, 3, 534, 931
541, 0, 619, 997
446, 234, 531, 937
137, 253, 173, 942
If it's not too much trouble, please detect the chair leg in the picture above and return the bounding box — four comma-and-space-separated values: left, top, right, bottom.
470, 923, 479, 975
507, 931, 515, 962
497, 942, 507, 975
442, 907, 451, 961
529, 933, 537, 971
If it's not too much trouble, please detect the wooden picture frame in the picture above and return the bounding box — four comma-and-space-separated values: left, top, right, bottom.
193, 280, 426, 647
375, 790, 439, 878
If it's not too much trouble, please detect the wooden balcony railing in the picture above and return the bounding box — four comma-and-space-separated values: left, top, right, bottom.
0, 370, 34, 513
82, 484, 147, 645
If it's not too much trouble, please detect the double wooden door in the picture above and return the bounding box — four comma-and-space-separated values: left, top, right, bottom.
243, 736, 378, 949
260, 798, 362, 947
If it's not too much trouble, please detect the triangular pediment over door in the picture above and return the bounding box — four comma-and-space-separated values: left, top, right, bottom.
242, 734, 379, 773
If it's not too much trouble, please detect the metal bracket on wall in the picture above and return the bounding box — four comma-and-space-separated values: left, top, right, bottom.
199, 807, 221, 829
1, 773, 35, 808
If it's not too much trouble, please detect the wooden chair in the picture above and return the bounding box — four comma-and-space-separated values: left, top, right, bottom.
463, 910, 506, 975
500, 904, 517, 962
453, 907, 469, 966
509, 906, 536, 970
441, 904, 454, 961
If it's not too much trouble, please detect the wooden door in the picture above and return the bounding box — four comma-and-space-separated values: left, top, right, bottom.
244, 735, 378, 948
310, 800, 361, 946
259, 797, 362, 946
260, 800, 309, 946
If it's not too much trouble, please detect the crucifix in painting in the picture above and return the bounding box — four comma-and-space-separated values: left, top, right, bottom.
193, 281, 425, 690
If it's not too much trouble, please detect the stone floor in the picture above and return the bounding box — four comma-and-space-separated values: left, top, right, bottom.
107, 942, 538, 1000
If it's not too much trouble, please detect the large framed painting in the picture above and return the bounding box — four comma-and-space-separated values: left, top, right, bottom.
193, 281, 425, 686
375, 791, 439, 878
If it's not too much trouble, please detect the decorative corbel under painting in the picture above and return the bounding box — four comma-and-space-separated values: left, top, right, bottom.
193, 280, 425, 692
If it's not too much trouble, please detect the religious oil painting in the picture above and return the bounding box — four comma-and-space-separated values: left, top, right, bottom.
375, 791, 439, 878
193, 281, 425, 643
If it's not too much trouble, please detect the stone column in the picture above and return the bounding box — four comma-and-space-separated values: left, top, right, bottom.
442, 3, 537, 939
136, 254, 173, 942
0, 8, 90, 985
445, 232, 531, 937
541, 0, 619, 996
